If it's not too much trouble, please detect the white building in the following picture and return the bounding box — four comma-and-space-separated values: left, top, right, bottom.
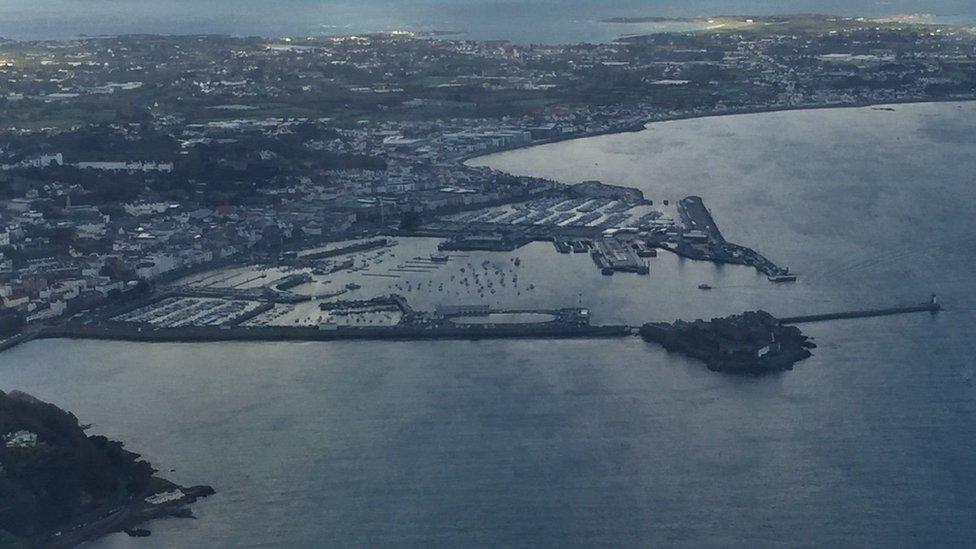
3, 430, 38, 448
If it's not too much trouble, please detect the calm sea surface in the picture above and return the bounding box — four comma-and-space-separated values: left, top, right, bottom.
1, 0, 974, 42
3, 102, 976, 546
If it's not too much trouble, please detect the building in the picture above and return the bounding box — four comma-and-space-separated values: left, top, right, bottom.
3, 430, 38, 448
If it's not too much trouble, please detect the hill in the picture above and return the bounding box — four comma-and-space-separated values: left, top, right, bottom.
0, 390, 212, 545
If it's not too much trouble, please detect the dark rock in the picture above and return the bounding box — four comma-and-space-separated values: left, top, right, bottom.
640, 310, 815, 374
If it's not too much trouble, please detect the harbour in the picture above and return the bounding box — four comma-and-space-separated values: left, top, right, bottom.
2, 102, 976, 548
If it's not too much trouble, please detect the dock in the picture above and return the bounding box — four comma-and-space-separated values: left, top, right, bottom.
591, 238, 649, 275
780, 297, 941, 324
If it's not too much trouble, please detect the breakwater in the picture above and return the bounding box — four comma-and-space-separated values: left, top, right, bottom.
38, 322, 632, 344
296, 238, 389, 261
780, 299, 941, 324
0, 332, 32, 353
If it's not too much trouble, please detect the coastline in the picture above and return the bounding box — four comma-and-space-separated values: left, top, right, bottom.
0, 389, 215, 547
462, 97, 976, 166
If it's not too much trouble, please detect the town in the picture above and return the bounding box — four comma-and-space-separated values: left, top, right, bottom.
0, 14, 973, 344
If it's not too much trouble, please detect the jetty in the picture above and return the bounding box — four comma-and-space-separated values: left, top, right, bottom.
779, 296, 941, 324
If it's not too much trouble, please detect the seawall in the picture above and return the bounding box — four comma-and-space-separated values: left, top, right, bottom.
37, 323, 633, 345
780, 302, 941, 324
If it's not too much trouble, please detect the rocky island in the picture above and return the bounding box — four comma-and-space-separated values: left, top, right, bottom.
639, 311, 816, 374
0, 390, 213, 547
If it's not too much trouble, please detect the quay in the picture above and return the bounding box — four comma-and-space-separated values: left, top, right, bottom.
591, 237, 649, 275
779, 296, 941, 324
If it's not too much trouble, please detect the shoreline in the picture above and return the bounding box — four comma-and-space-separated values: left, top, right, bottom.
463, 97, 976, 166
46, 481, 215, 549
0, 389, 215, 548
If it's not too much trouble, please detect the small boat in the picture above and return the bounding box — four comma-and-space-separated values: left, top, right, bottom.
698, 284, 713, 290
346, 282, 362, 290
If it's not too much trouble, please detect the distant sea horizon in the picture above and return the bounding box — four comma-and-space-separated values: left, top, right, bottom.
1, 0, 975, 44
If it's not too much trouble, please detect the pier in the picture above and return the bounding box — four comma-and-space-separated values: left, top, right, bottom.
779, 297, 941, 324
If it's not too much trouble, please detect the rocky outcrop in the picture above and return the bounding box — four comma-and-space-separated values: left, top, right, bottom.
640, 310, 816, 373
